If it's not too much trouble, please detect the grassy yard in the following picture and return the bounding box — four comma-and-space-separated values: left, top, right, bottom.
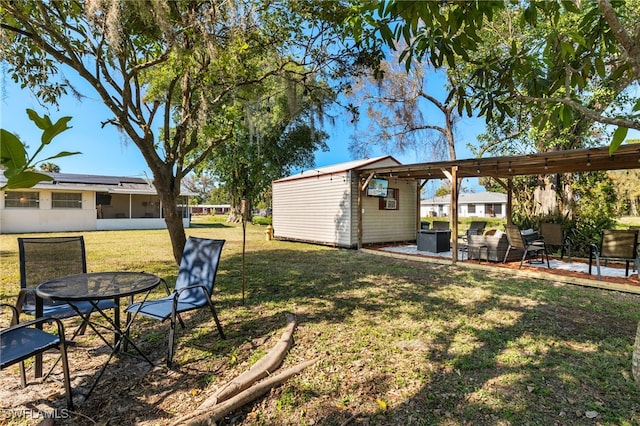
1, 218, 640, 425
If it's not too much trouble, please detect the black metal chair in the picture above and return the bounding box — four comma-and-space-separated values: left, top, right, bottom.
462, 221, 487, 240
15, 236, 117, 377
504, 224, 550, 269
126, 237, 227, 366
431, 221, 450, 230
0, 304, 74, 409
16, 236, 117, 321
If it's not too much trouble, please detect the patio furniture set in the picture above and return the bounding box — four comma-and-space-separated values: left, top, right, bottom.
0, 236, 227, 409
419, 220, 639, 281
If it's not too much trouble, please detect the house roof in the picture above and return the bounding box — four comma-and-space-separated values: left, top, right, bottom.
46, 173, 149, 185
0, 172, 196, 196
422, 192, 507, 205
274, 156, 401, 183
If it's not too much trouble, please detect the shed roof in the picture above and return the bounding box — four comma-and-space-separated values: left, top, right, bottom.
274, 156, 401, 183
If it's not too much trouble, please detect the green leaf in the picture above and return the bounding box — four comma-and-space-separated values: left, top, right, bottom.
0, 129, 28, 169
2, 171, 53, 190
41, 116, 72, 145
609, 126, 628, 154
37, 151, 82, 163
594, 57, 606, 78
26, 108, 53, 130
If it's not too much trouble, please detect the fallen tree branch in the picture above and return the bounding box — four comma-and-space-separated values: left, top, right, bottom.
169, 313, 305, 425
173, 358, 318, 426
199, 313, 297, 408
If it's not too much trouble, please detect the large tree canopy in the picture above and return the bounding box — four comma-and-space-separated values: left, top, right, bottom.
348, 57, 460, 161
351, 0, 640, 152
1, 0, 379, 262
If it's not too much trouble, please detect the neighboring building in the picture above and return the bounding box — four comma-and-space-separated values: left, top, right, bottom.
191, 204, 231, 215
0, 173, 193, 233
420, 192, 507, 218
272, 156, 418, 248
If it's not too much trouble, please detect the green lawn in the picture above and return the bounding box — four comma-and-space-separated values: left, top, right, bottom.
1, 219, 639, 425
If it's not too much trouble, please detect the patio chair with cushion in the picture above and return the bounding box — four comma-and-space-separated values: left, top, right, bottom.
504, 224, 550, 269
0, 303, 74, 409
15, 236, 117, 377
126, 237, 227, 366
540, 222, 572, 262
589, 229, 639, 281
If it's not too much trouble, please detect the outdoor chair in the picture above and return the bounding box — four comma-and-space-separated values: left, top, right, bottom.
589, 229, 639, 281
0, 303, 74, 409
431, 221, 450, 230
503, 224, 550, 269
461, 221, 487, 241
126, 237, 227, 366
16, 236, 117, 377
540, 222, 572, 262
16, 236, 117, 321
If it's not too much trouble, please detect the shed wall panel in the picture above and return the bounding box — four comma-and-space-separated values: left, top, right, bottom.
361, 180, 417, 244
272, 174, 354, 247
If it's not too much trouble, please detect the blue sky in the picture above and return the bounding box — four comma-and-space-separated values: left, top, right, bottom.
1, 69, 484, 185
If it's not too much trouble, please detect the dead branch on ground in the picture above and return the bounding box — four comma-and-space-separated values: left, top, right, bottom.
172, 313, 316, 425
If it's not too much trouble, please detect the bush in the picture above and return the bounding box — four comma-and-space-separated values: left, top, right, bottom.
252, 216, 272, 226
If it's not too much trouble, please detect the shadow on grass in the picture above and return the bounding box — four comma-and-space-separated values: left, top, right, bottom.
19, 244, 640, 425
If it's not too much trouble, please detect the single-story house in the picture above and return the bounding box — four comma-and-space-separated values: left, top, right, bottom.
272, 156, 419, 248
421, 192, 507, 218
0, 173, 193, 233
191, 204, 231, 215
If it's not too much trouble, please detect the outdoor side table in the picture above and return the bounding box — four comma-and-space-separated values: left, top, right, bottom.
417, 230, 451, 253
36, 271, 161, 399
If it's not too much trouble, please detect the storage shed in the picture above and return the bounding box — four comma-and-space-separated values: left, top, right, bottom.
272, 157, 419, 248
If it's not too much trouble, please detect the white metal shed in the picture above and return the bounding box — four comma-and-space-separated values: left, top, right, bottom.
272, 157, 419, 248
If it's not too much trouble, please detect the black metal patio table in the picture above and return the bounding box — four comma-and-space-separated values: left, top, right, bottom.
36, 271, 161, 399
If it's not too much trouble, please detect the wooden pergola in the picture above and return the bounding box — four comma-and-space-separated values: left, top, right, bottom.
357, 143, 640, 261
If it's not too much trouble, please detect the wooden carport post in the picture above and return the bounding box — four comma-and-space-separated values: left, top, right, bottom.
506, 177, 513, 225
357, 172, 375, 249
451, 166, 459, 262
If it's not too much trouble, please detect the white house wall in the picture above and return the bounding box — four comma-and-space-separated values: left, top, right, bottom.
0, 190, 96, 233
420, 201, 507, 218
273, 173, 354, 247
1, 188, 190, 233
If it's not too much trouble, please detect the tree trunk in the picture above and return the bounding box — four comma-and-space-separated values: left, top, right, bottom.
155, 178, 187, 265
633, 320, 640, 386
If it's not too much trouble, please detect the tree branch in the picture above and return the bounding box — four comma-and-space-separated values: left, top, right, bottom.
516, 94, 640, 131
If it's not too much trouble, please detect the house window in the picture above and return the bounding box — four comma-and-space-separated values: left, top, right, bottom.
468, 203, 476, 214
4, 191, 39, 208
52, 192, 82, 209
379, 188, 399, 210
485, 203, 502, 216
